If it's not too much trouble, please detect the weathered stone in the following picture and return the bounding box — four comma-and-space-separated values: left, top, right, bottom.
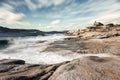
49, 56, 120, 80
66, 22, 120, 36
0, 56, 119, 80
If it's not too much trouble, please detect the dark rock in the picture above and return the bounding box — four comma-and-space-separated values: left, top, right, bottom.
0, 59, 25, 65
0, 40, 9, 49
106, 23, 114, 27
93, 21, 104, 26
6, 76, 29, 80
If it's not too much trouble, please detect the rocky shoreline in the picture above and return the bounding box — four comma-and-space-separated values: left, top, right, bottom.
0, 59, 69, 80
65, 22, 120, 55
0, 56, 119, 80
0, 22, 120, 80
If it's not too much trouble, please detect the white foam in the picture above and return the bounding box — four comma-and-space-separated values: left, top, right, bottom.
0, 34, 114, 64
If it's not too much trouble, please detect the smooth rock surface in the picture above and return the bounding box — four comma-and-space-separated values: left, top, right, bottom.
49, 56, 120, 80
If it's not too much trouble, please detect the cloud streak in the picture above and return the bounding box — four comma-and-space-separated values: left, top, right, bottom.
51, 20, 61, 25
24, 0, 68, 11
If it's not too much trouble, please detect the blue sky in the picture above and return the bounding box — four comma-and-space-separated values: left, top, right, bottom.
0, 0, 120, 31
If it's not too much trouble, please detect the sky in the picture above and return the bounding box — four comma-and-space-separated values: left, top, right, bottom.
0, 0, 120, 31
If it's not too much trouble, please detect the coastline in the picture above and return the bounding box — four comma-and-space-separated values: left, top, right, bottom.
0, 22, 120, 80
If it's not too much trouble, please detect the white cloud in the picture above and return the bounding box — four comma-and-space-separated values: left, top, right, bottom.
0, 3, 25, 24
95, 13, 120, 23
52, 0, 65, 5
55, 0, 120, 28
51, 20, 61, 25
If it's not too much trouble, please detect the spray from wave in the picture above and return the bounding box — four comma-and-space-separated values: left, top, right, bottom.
0, 34, 112, 64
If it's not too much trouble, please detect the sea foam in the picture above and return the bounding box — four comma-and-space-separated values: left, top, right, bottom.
0, 34, 113, 64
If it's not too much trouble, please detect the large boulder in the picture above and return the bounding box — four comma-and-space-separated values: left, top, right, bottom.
49, 56, 120, 80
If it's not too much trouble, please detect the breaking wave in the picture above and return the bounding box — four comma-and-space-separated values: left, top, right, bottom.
0, 34, 113, 64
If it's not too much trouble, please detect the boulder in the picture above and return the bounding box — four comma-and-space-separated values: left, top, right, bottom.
106, 23, 114, 27
93, 21, 104, 26
49, 56, 120, 80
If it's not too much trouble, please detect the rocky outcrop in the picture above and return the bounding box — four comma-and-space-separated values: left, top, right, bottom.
76, 31, 120, 40
65, 22, 120, 55
0, 56, 119, 80
66, 22, 120, 38
66, 22, 120, 35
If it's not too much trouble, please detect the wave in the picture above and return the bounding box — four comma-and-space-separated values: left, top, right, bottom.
0, 34, 113, 64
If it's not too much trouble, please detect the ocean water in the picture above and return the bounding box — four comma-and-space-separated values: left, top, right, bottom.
0, 34, 113, 64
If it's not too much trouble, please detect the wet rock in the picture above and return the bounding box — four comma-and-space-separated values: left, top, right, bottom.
36, 41, 46, 43
0, 40, 9, 49
0, 59, 25, 65
43, 40, 82, 53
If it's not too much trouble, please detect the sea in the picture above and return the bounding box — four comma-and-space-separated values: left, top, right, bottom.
0, 33, 112, 64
